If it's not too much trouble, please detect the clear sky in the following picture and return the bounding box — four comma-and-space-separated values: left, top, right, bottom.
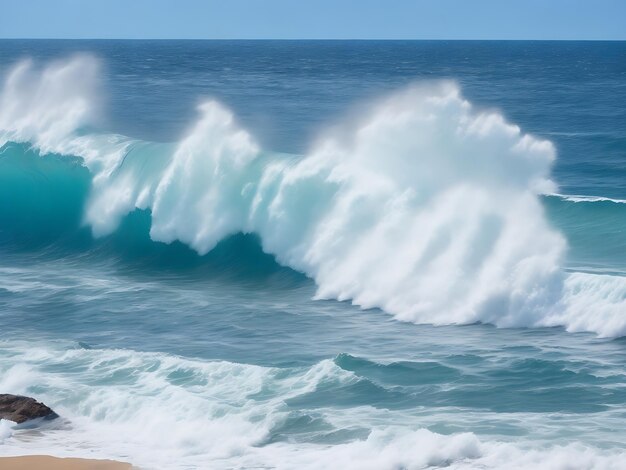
1, 0, 625, 40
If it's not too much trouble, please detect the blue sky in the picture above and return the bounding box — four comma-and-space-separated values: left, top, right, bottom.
2, 0, 625, 40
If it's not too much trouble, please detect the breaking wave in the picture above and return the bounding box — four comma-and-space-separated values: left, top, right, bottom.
1, 56, 625, 337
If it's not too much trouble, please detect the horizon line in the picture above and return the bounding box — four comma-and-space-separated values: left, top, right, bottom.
1, 38, 625, 42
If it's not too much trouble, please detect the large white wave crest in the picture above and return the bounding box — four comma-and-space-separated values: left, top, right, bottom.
254, 83, 565, 328
2, 56, 625, 336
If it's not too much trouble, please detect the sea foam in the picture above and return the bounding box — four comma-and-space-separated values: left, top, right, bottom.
1, 342, 625, 469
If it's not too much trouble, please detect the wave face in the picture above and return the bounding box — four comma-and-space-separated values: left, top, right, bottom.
1, 56, 625, 337
544, 195, 626, 274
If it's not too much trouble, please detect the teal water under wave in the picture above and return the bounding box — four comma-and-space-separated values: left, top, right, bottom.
2, 142, 625, 276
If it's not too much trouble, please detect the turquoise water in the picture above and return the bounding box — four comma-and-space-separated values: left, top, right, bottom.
0, 41, 625, 469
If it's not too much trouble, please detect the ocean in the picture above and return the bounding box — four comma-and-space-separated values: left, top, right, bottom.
0, 40, 625, 469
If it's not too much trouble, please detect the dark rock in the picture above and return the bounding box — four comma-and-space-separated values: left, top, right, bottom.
0, 394, 58, 424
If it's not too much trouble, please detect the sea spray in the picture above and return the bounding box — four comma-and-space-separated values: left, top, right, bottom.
0, 56, 102, 152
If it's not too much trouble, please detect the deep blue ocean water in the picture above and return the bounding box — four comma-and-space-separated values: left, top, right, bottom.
0, 40, 625, 469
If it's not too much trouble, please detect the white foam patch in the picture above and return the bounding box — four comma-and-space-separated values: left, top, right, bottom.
0, 419, 15, 444
476, 441, 626, 470
552, 193, 626, 204
544, 272, 626, 337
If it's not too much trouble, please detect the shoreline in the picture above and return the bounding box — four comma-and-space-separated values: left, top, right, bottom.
0, 455, 133, 469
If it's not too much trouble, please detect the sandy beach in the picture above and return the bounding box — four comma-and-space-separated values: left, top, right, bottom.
0, 455, 133, 469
